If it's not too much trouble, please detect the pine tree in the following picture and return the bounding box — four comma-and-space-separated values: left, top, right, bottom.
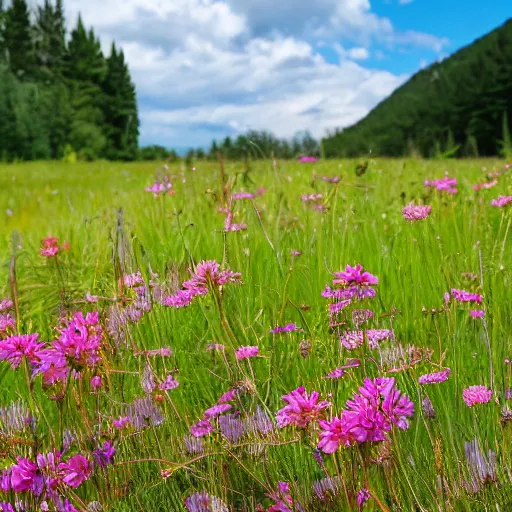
4, 0, 35, 78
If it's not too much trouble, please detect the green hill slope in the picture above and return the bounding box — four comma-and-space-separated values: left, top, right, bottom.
322, 19, 512, 158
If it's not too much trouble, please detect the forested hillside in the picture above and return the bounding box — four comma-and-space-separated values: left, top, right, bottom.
0, 0, 139, 161
322, 19, 512, 158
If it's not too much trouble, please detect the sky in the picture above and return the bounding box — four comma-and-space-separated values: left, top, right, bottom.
57, 0, 511, 150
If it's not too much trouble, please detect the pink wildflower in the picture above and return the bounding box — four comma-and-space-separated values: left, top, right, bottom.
339, 331, 364, 350
402, 203, 432, 221
0, 314, 15, 335
204, 404, 232, 419
270, 323, 299, 334
451, 289, 483, 303
425, 174, 457, 194
357, 488, 371, 509
10, 457, 43, 495
300, 193, 323, 202
159, 374, 179, 391
0, 299, 13, 312
161, 289, 198, 308
335, 264, 378, 287
325, 368, 345, 379
190, 419, 214, 437
182, 260, 242, 293
469, 310, 485, 319
40, 237, 60, 257
235, 346, 259, 360
491, 196, 512, 208
232, 192, 255, 200
113, 416, 130, 429
0, 334, 45, 369
418, 368, 451, 385
463, 386, 492, 407
473, 179, 498, 191
329, 300, 351, 315
90, 376, 102, 391
317, 417, 349, 453
322, 176, 340, 183
276, 387, 330, 428
299, 156, 318, 163
58, 455, 91, 488
217, 389, 237, 403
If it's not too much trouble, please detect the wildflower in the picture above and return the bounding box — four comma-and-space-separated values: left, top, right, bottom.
267, 482, 293, 512
291, 250, 302, 257
325, 368, 345, 379
463, 439, 496, 493
425, 174, 457, 194
183, 260, 242, 293
322, 176, 340, 183
470, 310, 485, 318
204, 404, 232, 419
90, 376, 102, 391
141, 364, 156, 393
159, 374, 179, 391
123, 272, 145, 288
490, 195, 512, 208
352, 309, 374, 326
324, 264, 378, 302
162, 289, 198, 308
112, 417, 130, 430
335, 264, 378, 287
312, 476, 341, 501
85, 293, 100, 303
418, 368, 451, 385
183, 435, 204, 455
0, 333, 45, 369
190, 419, 214, 438
93, 441, 115, 468
299, 156, 318, 163
300, 193, 323, 202
450, 289, 483, 303
402, 203, 432, 221
207, 343, 225, 352
235, 346, 259, 360
219, 414, 246, 443
10, 457, 44, 494
329, 300, 351, 315
0, 299, 13, 312
127, 396, 164, 429
339, 331, 364, 350
232, 192, 255, 200
473, 179, 498, 191
270, 323, 299, 334
58, 455, 92, 488
366, 329, 394, 349
0, 401, 30, 434
246, 406, 274, 435
40, 237, 60, 257
141, 347, 173, 357
276, 387, 330, 428
145, 180, 174, 197
217, 389, 236, 403
357, 488, 371, 509
184, 492, 229, 512
317, 417, 349, 453
463, 386, 492, 407
422, 396, 436, 418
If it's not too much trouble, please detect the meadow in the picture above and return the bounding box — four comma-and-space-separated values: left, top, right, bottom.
0, 157, 511, 511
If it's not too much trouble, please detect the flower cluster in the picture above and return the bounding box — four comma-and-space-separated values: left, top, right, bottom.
490, 195, 512, 208
424, 174, 457, 194
145, 176, 174, 197
270, 323, 299, 334
162, 260, 242, 309
450, 289, 483, 304
402, 203, 432, 221
463, 386, 493, 407
40, 237, 69, 257
339, 329, 394, 350
276, 387, 330, 428
322, 264, 379, 302
318, 378, 414, 453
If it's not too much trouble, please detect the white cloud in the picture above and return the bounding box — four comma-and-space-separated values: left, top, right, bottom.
35, 0, 447, 146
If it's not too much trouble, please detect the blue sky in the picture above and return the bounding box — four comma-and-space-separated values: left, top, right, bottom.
60, 0, 511, 149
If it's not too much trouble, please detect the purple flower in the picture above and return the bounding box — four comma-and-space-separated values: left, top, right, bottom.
357, 488, 371, 509
418, 368, 451, 385
450, 289, 483, 304
276, 387, 330, 428
232, 192, 255, 200
162, 289, 198, 308
58, 455, 91, 488
235, 346, 259, 360
325, 368, 345, 379
317, 417, 349, 453
219, 414, 246, 443
93, 441, 115, 468
190, 419, 214, 438
0, 334, 45, 369
204, 403, 232, 419
470, 310, 485, 319
270, 323, 299, 334
0, 299, 13, 312
301, 193, 323, 202
299, 156, 318, 163
422, 396, 436, 418
0, 314, 15, 335
112, 416, 130, 430
10, 457, 43, 495
90, 376, 102, 391
334, 264, 378, 287
184, 492, 228, 512
425, 174, 457, 194
339, 331, 364, 350
183, 260, 242, 292
329, 300, 351, 315
490, 195, 512, 208
463, 386, 492, 407
159, 374, 179, 391
402, 203, 432, 221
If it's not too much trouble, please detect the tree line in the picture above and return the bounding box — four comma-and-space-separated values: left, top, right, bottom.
0, 0, 139, 161
322, 18, 512, 158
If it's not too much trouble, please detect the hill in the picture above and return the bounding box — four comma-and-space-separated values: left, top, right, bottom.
322, 19, 512, 158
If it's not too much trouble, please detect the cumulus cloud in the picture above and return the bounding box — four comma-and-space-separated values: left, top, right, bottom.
36, 0, 447, 146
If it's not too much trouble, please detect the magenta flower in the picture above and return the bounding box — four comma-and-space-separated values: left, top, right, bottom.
112, 416, 130, 430
0, 299, 13, 312
276, 387, 330, 428
470, 310, 485, 318
123, 272, 144, 288
159, 374, 179, 391
40, 237, 60, 257
204, 403, 232, 419
418, 368, 451, 385
93, 441, 115, 468
270, 323, 299, 334
182, 260, 242, 294
0, 334, 45, 369
425, 174, 457, 194
0, 313, 14, 335
491, 196, 512, 208
299, 156, 318, 163
317, 417, 349, 453
339, 331, 364, 350
90, 376, 102, 391
190, 419, 215, 438
463, 386, 493, 407
325, 368, 345, 379
235, 346, 259, 360
322, 176, 340, 183
145, 179, 173, 197
329, 300, 351, 315
335, 264, 378, 287
402, 203, 432, 221
366, 329, 394, 349
473, 179, 498, 191
451, 289, 483, 304
357, 488, 371, 509
10, 457, 43, 495
58, 455, 91, 488
352, 309, 375, 326
217, 389, 236, 403
232, 192, 255, 200
224, 212, 248, 232
184, 492, 228, 512
301, 193, 323, 202
162, 289, 199, 308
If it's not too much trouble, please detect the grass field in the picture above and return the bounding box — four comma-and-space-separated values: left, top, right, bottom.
0, 158, 511, 511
